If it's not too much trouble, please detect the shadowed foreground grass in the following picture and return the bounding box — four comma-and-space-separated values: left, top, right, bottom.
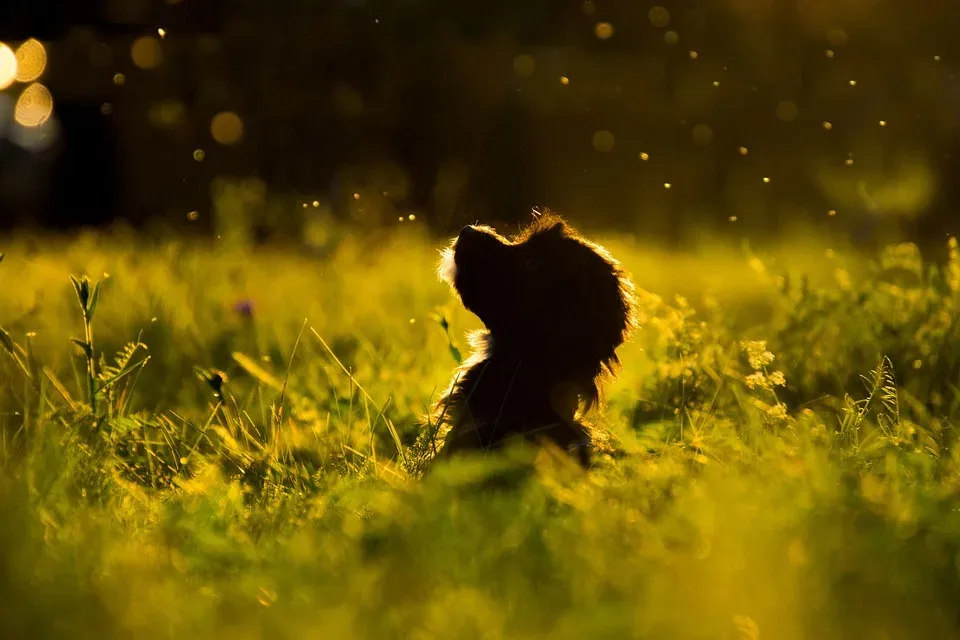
2, 225, 960, 639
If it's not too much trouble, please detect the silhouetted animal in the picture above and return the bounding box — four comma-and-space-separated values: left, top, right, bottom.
430, 210, 636, 467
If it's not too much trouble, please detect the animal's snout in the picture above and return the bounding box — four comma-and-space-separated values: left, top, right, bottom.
458, 225, 481, 242
455, 225, 485, 255
453, 224, 505, 265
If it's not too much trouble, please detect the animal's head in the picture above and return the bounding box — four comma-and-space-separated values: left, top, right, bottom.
439, 210, 636, 390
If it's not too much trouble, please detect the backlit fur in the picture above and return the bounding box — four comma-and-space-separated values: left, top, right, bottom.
430, 210, 636, 467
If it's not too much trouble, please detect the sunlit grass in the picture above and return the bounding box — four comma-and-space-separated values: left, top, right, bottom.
1, 225, 960, 639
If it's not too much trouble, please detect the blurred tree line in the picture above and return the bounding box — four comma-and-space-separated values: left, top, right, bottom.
2, 0, 960, 250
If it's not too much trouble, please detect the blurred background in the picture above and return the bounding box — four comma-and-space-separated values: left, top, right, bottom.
1, 0, 959, 250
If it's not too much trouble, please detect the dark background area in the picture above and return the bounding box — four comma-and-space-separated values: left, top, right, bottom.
1, 0, 960, 250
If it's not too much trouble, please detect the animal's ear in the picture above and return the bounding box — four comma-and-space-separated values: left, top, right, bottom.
517, 209, 570, 243
538, 219, 568, 238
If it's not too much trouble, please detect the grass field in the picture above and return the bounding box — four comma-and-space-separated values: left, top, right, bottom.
2, 222, 960, 639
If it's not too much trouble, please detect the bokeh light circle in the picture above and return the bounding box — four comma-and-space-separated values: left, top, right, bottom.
131, 36, 163, 70
15, 83, 54, 127
692, 124, 714, 145
15, 39, 47, 83
595, 23, 614, 40
649, 7, 670, 28
513, 55, 535, 76
210, 111, 244, 145
592, 130, 615, 152
776, 101, 798, 122
0, 44, 17, 90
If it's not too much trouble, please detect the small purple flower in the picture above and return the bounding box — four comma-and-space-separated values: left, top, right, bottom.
233, 299, 255, 318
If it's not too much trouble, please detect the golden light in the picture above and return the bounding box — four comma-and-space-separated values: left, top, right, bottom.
592, 130, 615, 152
729, 216, 738, 222
193, 149, 205, 162
879, 120, 887, 127
594, 23, 614, 40
131, 36, 163, 70
0, 44, 17, 90
822, 121, 833, 130
639, 152, 649, 161
713, 81, 720, 87
187, 211, 199, 221
559, 76, 569, 85
664, 182, 672, 189
849, 80, 857, 87
14, 39, 46, 83
689, 51, 698, 60
210, 111, 244, 145
15, 83, 54, 127
158, 28, 167, 39
738, 146, 749, 155
113, 73, 126, 85
763, 177, 771, 183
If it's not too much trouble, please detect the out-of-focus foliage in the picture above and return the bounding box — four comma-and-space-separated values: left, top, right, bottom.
2, 219, 960, 638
